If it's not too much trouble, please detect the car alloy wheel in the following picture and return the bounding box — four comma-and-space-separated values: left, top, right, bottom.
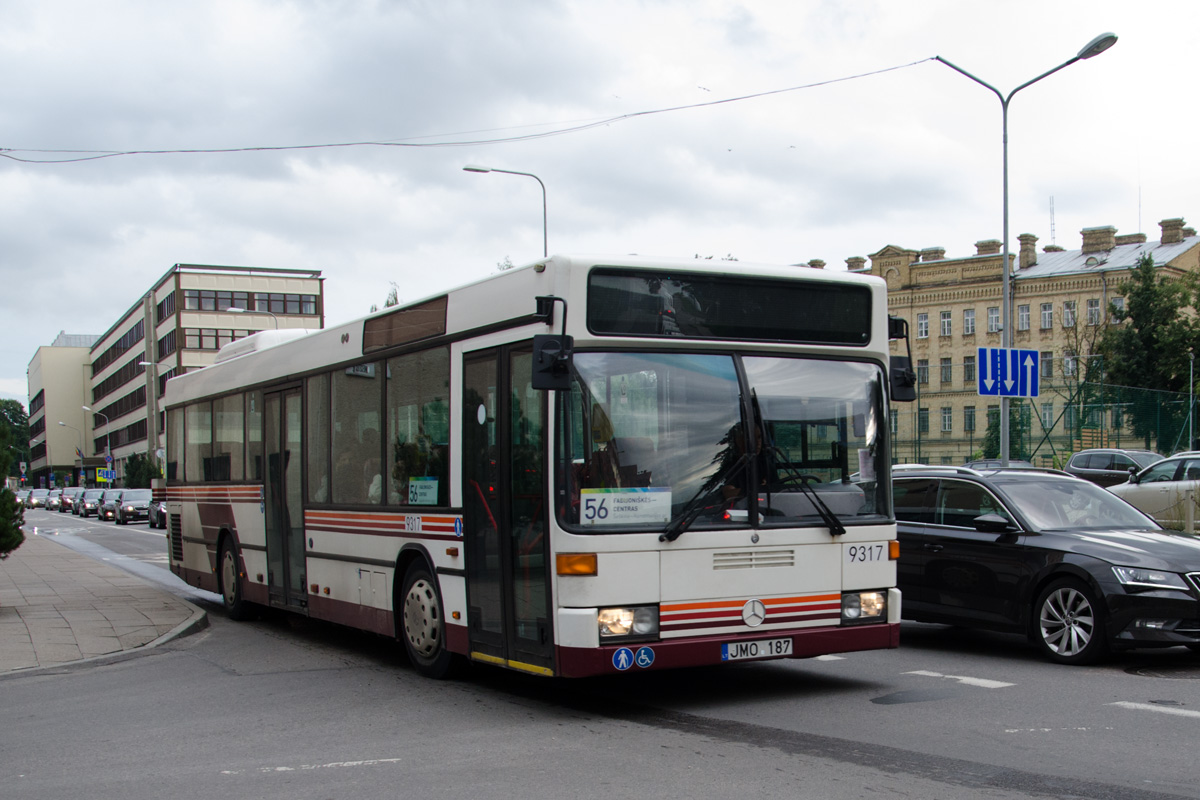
1034, 577, 1108, 665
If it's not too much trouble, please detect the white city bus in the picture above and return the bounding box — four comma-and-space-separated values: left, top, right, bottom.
164, 254, 916, 678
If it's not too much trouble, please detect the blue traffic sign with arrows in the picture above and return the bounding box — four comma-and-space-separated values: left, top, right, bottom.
978, 347, 1039, 398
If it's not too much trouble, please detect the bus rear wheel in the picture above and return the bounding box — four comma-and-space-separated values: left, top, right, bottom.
219, 539, 252, 621
399, 562, 453, 679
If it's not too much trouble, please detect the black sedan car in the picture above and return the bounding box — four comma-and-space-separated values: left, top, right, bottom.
148, 496, 168, 529
894, 466, 1200, 665
115, 489, 152, 524
98, 489, 124, 521
77, 488, 105, 517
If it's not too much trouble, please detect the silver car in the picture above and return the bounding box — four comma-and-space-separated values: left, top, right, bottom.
1108, 451, 1200, 530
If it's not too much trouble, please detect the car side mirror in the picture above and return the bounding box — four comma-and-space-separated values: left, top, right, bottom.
973, 513, 1017, 534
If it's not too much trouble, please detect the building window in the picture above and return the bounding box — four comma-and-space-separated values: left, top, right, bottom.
1040, 351, 1053, 378
917, 359, 929, 385
918, 408, 929, 434
1063, 301, 1076, 328
940, 357, 952, 383
1017, 304, 1030, 331
987, 307, 1000, 333
940, 311, 952, 337
964, 406, 976, 432
917, 313, 929, 339
889, 409, 899, 436
1041, 303, 1053, 329
1064, 350, 1077, 376
963, 308, 976, 335
941, 407, 953, 433
963, 355, 976, 383
1110, 297, 1125, 323
1112, 406, 1124, 429
1041, 403, 1054, 431
1086, 298, 1101, 326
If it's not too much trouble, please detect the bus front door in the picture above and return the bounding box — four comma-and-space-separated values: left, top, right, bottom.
264, 388, 306, 610
462, 345, 554, 675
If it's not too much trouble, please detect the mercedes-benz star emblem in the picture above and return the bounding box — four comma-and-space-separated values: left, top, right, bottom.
741, 599, 766, 627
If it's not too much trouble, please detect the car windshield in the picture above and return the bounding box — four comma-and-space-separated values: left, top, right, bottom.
996, 477, 1158, 531
84, 490, 104, 499
1131, 452, 1164, 468
123, 490, 152, 501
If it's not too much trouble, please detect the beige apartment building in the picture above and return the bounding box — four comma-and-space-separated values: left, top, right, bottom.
27, 332, 101, 489
31, 263, 324, 488
855, 217, 1200, 467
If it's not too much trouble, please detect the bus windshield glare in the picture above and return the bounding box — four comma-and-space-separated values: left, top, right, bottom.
559, 352, 890, 532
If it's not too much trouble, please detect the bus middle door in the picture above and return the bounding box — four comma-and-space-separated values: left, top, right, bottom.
462, 345, 554, 675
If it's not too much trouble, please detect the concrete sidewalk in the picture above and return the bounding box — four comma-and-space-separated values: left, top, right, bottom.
0, 531, 206, 674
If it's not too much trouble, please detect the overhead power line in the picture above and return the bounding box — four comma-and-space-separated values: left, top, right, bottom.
0, 59, 933, 164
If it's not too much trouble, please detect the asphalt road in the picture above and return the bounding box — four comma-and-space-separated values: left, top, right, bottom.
6, 509, 1199, 799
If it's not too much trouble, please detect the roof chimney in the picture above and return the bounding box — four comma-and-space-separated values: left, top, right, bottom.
975, 239, 1001, 256
1018, 233, 1038, 269
807, 259, 825, 270
845, 256, 867, 271
1160, 218, 1185, 245
1081, 226, 1116, 254
920, 247, 945, 262
1114, 233, 1147, 246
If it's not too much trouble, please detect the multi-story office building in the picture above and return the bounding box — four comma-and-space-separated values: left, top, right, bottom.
862, 217, 1200, 466
31, 264, 324, 487
26, 333, 101, 488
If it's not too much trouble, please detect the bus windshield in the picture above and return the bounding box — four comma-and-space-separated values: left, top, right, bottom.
559, 352, 889, 533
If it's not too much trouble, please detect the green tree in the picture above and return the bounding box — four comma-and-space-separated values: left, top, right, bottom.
1097, 253, 1198, 448
123, 453, 157, 488
0, 487, 25, 559
981, 400, 1031, 461
370, 281, 401, 313
0, 399, 30, 479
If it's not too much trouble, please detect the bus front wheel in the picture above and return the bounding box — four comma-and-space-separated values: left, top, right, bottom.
219, 539, 252, 621
399, 562, 453, 679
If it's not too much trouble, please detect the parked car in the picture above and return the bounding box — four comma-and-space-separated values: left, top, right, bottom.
148, 496, 168, 529
115, 489, 152, 524
98, 489, 125, 521
1065, 448, 1163, 487
962, 458, 1035, 470
46, 488, 64, 511
15, 489, 31, 507
893, 466, 1200, 665
59, 487, 84, 513
26, 488, 50, 509
77, 488, 104, 516
1108, 451, 1200, 530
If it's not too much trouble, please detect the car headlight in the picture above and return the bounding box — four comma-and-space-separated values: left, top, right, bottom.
598, 606, 659, 640
842, 591, 887, 623
1112, 566, 1190, 591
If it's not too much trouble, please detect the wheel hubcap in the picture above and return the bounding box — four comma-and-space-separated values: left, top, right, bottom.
404, 578, 441, 657
222, 550, 237, 606
1040, 587, 1095, 656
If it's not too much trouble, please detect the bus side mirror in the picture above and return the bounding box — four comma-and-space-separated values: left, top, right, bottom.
890, 355, 917, 402
531, 334, 574, 391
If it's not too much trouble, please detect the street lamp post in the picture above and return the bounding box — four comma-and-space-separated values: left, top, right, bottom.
935, 33, 1117, 466
227, 305, 280, 330
82, 406, 111, 480
463, 164, 548, 257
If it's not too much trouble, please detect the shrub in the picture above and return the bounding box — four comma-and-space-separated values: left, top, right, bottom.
0, 487, 25, 560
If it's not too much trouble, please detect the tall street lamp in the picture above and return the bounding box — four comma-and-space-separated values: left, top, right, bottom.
82, 405, 111, 469
139, 361, 163, 465
227, 305, 280, 330
58, 421, 84, 486
936, 32, 1117, 466
463, 164, 548, 257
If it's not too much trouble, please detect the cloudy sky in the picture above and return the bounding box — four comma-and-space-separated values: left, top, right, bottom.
2, 0, 1193, 406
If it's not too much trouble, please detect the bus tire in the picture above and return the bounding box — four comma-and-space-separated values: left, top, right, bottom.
219, 538, 252, 621
399, 561, 453, 679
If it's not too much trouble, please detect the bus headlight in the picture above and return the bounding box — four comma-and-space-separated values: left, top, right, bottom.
598, 606, 659, 640
842, 591, 886, 623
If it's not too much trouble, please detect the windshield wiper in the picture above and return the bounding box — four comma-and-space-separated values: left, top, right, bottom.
660, 451, 751, 543
767, 450, 846, 536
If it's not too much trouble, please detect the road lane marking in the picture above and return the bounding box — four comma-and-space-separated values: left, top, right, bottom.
904, 670, 1014, 689
222, 757, 407, 775
1110, 701, 1200, 719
